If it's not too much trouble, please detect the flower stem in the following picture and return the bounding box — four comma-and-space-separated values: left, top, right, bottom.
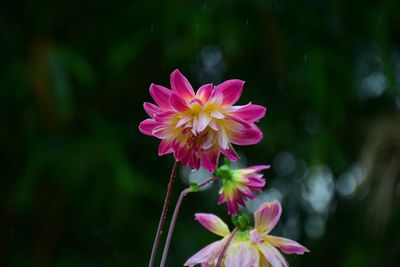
197, 176, 219, 189
159, 176, 219, 267
216, 227, 238, 267
148, 160, 179, 267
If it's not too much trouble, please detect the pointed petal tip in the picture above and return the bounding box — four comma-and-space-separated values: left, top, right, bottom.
268, 235, 310, 255
249, 165, 270, 172
231, 123, 264, 146
170, 68, 195, 100
195, 213, 230, 237
171, 68, 181, 74
138, 119, 158, 136
231, 103, 267, 123
196, 83, 213, 102
157, 140, 173, 156
221, 146, 239, 162
149, 83, 172, 109
143, 102, 162, 118
217, 79, 245, 105
170, 92, 189, 112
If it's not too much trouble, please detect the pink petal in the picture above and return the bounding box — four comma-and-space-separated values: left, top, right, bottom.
226, 113, 251, 126
176, 115, 192, 128
197, 112, 211, 133
189, 98, 205, 107
238, 187, 256, 199
218, 128, 229, 149
170, 93, 189, 112
149, 83, 172, 109
267, 236, 310, 255
211, 111, 225, 119
199, 146, 220, 172
200, 153, 217, 173
225, 103, 251, 112
184, 239, 226, 267
200, 156, 213, 173
138, 119, 159, 136
196, 83, 212, 102
189, 156, 200, 170
181, 151, 194, 168
217, 79, 244, 105
209, 120, 220, 131
154, 111, 175, 122
143, 102, 162, 118
152, 125, 170, 139
209, 86, 223, 105
218, 194, 239, 215
221, 145, 239, 162
158, 140, 173, 156
224, 242, 259, 267
258, 242, 288, 267
249, 165, 271, 172
245, 175, 266, 189
201, 133, 215, 150
195, 213, 230, 237
230, 123, 263, 145
250, 230, 264, 244
232, 104, 266, 122
170, 69, 195, 101
175, 146, 191, 164
189, 115, 197, 135
254, 201, 282, 234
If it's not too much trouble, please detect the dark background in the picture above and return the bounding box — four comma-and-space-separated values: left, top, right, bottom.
1, 0, 400, 266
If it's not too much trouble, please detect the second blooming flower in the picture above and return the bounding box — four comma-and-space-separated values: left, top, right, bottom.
216, 163, 270, 215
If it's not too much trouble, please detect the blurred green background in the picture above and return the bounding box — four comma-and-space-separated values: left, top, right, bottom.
1, 0, 400, 266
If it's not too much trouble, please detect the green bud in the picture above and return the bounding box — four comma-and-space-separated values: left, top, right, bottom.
189, 182, 199, 192
215, 160, 232, 181
231, 213, 251, 230
237, 213, 250, 229
215, 157, 233, 179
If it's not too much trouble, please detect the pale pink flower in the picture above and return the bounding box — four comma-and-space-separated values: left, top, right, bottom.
139, 69, 266, 172
217, 165, 270, 215
184, 201, 309, 267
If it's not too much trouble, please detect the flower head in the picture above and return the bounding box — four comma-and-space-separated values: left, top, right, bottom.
216, 163, 269, 215
139, 69, 266, 172
185, 201, 309, 267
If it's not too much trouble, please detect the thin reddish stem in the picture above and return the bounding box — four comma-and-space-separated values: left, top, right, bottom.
159, 188, 189, 267
159, 176, 219, 267
148, 160, 179, 267
216, 227, 238, 267
197, 176, 219, 189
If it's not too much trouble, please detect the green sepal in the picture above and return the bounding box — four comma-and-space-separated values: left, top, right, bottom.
237, 213, 250, 229
189, 182, 199, 192
215, 158, 232, 181
231, 212, 251, 230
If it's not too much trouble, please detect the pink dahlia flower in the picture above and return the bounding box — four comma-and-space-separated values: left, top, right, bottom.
185, 201, 309, 267
139, 69, 266, 172
217, 165, 270, 215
